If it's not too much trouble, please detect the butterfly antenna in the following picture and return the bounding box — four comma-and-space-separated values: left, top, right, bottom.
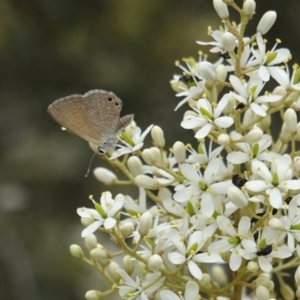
85, 152, 97, 177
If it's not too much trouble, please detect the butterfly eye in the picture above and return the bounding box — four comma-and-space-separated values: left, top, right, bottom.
114, 102, 119, 106
107, 96, 113, 101
98, 146, 106, 155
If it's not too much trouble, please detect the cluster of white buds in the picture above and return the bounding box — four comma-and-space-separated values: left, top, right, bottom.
71, 1, 300, 299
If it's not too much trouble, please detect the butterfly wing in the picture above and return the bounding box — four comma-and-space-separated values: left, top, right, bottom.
81, 90, 122, 143
48, 93, 102, 145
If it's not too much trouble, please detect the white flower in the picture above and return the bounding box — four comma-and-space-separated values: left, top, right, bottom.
241, 227, 292, 272
77, 192, 124, 238
250, 33, 291, 82
160, 281, 199, 300
186, 140, 224, 166
245, 155, 300, 208
208, 216, 253, 271
229, 74, 282, 117
181, 96, 234, 139
110, 123, 153, 159
280, 196, 300, 250
168, 229, 219, 280
227, 134, 272, 164
117, 269, 165, 300
174, 158, 233, 217
197, 30, 237, 54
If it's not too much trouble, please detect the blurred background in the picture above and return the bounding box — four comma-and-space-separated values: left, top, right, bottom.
1, 1, 300, 299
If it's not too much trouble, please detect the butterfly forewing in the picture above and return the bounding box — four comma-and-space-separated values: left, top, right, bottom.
82, 90, 122, 141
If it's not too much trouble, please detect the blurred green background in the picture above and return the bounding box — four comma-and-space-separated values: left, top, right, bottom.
1, 1, 300, 299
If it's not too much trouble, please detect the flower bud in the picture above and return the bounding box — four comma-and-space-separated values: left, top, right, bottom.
245, 127, 263, 144
269, 86, 286, 107
254, 274, 273, 290
148, 254, 163, 272
123, 255, 135, 275
127, 156, 144, 177
256, 285, 270, 300
243, 0, 256, 15
294, 157, 300, 172
150, 147, 162, 163
211, 265, 228, 284
173, 141, 186, 164
121, 222, 134, 237
197, 61, 217, 81
222, 32, 236, 52
295, 265, 300, 285
268, 217, 283, 230
257, 11, 277, 35
284, 108, 297, 133
142, 149, 154, 165
109, 261, 122, 281
85, 234, 98, 252
70, 244, 84, 259
81, 217, 93, 227
85, 290, 101, 300
199, 273, 211, 286
93, 167, 117, 185
247, 261, 259, 272
90, 245, 111, 267
139, 211, 153, 237
228, 186, 248, 208
216, 64, 227, 82
151, 126, 165, 148
280, 283, 294, 299
213, 0, 229, 19
258, 114, 271, 132
217, 133, 230, 145
280, 124, 292, 143
135, 175, 160, 190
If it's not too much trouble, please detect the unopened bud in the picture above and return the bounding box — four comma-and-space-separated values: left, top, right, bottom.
173, 141, 186, 164
135, 175, 160, 190
142, 149, 154, 165
70, 244, 84, 259
127, 156, 144, 177
294, 157, 300, 172
213, 0, 229, 19
245, 127, 263, 144
211, 265, 228, 284
148, 254, 163, 272
85, 290, 101, 300
256, 285, 270, 300
216, 64, 227, 83
123, 255, 135, 275
257, 11, 277, 35
85, 234, 98, 252
81, 217, 93, 227
90, 245, 111, 267
139, 211, 153, 237
109, 261, 122, 281
284, 108, 297, 133
197, 61, 217, 81
199, 273, 211, 286
295, 265, 300, 285
268, 217, 283, 230
243, 0, 256, 15
247, 261, 259, 272
93, 167, 117, 185
121, 222, 134, 237
218, 133, 230, 145
151, 126, 165, 148
222, 32, 236, 52
280, 282, 294, 299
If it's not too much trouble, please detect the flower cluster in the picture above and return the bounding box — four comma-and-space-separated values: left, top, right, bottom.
70, 1, 300, 299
